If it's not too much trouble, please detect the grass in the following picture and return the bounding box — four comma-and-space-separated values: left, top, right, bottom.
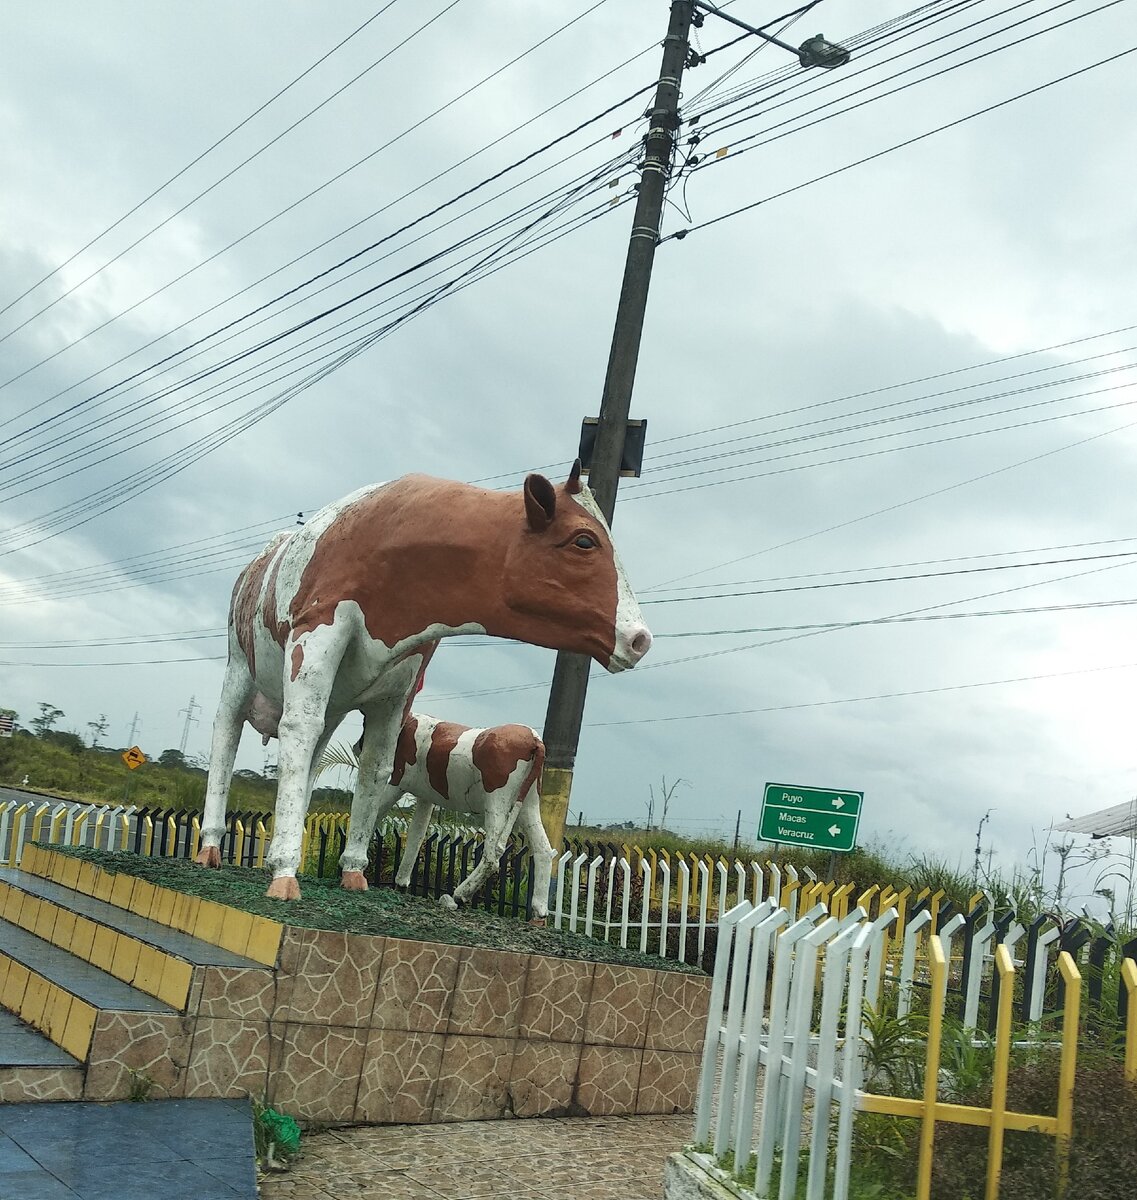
48, 845, 703, 973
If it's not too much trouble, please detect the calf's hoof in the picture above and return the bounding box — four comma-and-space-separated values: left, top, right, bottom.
528, 915, 548, 928
195, 846, 222, 868
265, 876, 302, 901
438, 894, 458, 912
340, 871, 369, 892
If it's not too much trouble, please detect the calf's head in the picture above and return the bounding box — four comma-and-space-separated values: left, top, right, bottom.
501, 463, 651, 672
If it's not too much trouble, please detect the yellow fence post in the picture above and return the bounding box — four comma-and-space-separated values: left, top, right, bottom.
1123, 958, 1137, 1084
985, 944, 1015, 1200
190, 817, 201, 860
255, 819, 269, 869
1056, 950, 1081, 1195
857, 883, 880, 921
916, 934, 948, 1200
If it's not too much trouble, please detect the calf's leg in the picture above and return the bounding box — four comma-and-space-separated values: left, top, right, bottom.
514, 787, 555, 922
448, 790, 522, 910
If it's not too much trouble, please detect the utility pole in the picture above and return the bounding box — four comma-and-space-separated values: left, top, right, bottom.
126, 711, 140, 746
541, 0, 695, 851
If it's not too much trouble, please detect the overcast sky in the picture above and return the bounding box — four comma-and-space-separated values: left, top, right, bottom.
2, 0, 1135, 915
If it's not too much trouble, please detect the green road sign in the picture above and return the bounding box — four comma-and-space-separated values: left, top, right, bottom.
759, 782, 863, 852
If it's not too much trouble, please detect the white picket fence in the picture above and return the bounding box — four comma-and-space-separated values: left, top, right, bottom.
550, 848, 824, 962
0, 797, 137, 865
682, 896, 1070, 1200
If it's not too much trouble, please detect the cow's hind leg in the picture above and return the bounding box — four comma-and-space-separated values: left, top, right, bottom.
197, 656, 255, 867
393, 797, 436, 892
514, 788, 555, 923
449, 793, 522, 910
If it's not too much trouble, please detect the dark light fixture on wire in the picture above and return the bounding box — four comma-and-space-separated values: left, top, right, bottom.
692, 1, 851, 71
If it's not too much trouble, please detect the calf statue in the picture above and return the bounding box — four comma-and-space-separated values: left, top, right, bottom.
339, 714, 554, 921
197, 464, 651, 898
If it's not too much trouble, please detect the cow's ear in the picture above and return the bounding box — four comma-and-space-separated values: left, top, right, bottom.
524, 473, 557, 531
565, 459, 583, 495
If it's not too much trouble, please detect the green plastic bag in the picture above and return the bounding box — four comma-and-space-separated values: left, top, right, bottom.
260, 1107, 301, 1155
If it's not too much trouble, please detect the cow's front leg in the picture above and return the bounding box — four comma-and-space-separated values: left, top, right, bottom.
197, 655, 255, 868
340, 777, 404, 891
337, 699, 405, 890
264, 642, 344, 899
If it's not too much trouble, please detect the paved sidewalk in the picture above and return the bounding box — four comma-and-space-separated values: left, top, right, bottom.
0, 1097, 256, 1200
257, 1113, 696, 1200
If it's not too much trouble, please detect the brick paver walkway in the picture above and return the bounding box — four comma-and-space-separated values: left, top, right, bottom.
257, 1113, 696, 1200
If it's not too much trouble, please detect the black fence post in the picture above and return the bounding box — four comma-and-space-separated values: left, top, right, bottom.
1019, 915, 1053, 1023
957, 902, 988, 1023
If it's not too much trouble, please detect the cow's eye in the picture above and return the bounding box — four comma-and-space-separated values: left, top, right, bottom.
573, 533, 598, 550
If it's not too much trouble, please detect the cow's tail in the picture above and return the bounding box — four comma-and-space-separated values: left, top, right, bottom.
521, 736, 545, 802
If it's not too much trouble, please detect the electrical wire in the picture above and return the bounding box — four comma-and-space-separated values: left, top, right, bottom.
0, 1, 405, 321
583, 661, 1137, 727
0, 0, 468, 348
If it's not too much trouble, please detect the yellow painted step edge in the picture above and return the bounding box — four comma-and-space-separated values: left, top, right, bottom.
33, 846, 284, 968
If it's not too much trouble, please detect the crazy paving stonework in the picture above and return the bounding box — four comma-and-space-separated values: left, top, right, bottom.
4, 846, 711, 1124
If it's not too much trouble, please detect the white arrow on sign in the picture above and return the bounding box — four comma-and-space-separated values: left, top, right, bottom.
828, 824, 841, 837
832, 797, 845, 809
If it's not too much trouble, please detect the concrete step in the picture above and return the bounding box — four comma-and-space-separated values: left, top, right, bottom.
0, 915, 176, 1062
0, 866, 266, 1010
0, 846, 285, 1102
0, 1007, 85, 1103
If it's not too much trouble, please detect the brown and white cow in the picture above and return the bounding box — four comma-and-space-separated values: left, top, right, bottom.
339, 714, 554, 919
197, 464, 651, 899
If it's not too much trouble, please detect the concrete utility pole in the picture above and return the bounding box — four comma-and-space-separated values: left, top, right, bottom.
541, 0, 695, 850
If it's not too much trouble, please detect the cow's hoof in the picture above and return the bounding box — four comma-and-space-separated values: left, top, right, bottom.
195, 846, 222, 868
265, 877, 302, 901
341, 871, 369, 892
438, 894, 458, 911
529, 915, 548, 928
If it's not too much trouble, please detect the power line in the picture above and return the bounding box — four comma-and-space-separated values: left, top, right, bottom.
0, 1, 628, 416
0, 0, 465, 348
661, 39, 1137, 242
653, 595, 1137, 636
0, 1, 405, 322
646, 549, 1137, 602
583, 661, 1137, 727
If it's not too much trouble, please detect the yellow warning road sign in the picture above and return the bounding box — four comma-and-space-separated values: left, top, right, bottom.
122, 746, 147, 770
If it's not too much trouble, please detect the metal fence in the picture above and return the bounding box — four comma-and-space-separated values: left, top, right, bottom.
3, 796, 1135, 994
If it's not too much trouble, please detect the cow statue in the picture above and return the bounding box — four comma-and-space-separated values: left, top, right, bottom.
196, 464, 651, 899
339, 713, 553, 920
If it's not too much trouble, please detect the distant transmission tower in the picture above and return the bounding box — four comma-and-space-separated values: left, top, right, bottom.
178, 695, 201, 755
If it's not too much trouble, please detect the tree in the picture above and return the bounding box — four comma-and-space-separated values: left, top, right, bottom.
87, 713, 109, 748
158, 749, 187, 769
647, 775, 690, 831
30, 703, 65, 736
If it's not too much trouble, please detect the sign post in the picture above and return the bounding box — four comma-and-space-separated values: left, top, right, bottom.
759, 782, 863, 853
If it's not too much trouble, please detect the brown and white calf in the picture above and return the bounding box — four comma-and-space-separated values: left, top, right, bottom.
339, 714, 553, 919
197, 465, 651, 898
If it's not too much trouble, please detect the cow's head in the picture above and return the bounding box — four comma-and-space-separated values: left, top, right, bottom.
501, 462, 652, 672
